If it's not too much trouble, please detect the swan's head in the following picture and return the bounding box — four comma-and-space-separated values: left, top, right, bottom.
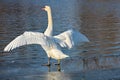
42, 6, 51, 12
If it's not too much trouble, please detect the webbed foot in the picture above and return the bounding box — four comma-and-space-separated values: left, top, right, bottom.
42, 63, 51, 66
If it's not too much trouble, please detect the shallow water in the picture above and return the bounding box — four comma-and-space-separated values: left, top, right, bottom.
1, 0, 120, 80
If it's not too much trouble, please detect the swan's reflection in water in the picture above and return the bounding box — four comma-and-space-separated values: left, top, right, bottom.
23, 72, 85, 80
44, 66, 84, 80
41, 63, 84, 80
16, 65, 85, 80
45, 72, 71, 80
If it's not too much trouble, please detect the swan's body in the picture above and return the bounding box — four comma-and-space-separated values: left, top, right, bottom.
4, 6, 89, 65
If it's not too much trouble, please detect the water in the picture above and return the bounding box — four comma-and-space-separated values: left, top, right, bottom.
1, 0, 120, 80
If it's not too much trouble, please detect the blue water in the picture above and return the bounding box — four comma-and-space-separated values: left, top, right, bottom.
1, 0, 120, 80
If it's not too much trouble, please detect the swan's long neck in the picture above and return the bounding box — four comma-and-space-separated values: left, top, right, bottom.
44, 8, 53, 36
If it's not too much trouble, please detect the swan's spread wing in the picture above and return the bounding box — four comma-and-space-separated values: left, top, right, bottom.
54, 29, 89, 49
4, 31, 48, 52
54, 30, 73, 49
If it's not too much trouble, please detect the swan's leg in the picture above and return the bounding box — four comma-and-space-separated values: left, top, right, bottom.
55, 59, 60, 65
48, 57, 51, 65
57, 64, 61, 71
58, 59, 60, 65
42, 57, 51, 66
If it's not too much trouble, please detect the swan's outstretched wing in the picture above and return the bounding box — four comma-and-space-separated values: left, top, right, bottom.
4, 31, 48, 52
54, 29, 89, 49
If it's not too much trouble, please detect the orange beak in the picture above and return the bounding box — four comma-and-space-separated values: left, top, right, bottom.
42, 7, 45, 10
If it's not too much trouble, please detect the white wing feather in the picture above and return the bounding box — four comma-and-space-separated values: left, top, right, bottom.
54, 29, 90, 49
4, 31, 48, 52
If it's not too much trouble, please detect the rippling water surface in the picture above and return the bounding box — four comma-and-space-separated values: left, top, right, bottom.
1, 0, 120, 80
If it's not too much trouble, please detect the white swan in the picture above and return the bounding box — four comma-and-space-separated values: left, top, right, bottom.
4, 6, 89, 66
